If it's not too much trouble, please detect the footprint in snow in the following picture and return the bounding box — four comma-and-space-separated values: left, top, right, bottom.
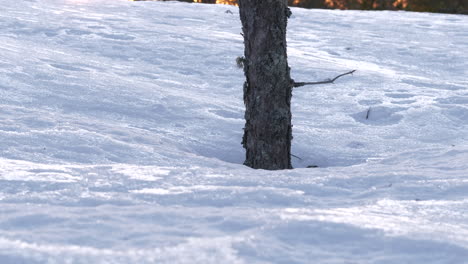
416, 23, 433, 28
402, 79, 465, 91
385, 93, 417, 105
96, 32, 136, 41
347, 141, 366, 149
358, 99, 382, 106
436, 96, 468, 105
441, 106, 468, 125
391, 99, 417, 105
65, 29, 92, 36
385, 93, 416, 99
49, 63, 87, 72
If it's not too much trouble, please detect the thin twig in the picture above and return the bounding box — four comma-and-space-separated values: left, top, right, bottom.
366, 107, 371, 120
291, 154, 302, 160
293, 70, 356, 88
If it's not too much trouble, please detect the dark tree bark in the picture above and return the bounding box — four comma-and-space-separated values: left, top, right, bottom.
238, 0, 293, 170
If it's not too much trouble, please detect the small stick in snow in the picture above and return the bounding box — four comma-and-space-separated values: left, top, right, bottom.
293, 70, 356, 88
366, 107, 371, 120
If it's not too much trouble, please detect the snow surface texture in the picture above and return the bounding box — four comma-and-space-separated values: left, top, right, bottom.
0, 0, 467, 263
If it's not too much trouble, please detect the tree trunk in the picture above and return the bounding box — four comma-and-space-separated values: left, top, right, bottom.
238, 0, 293, 170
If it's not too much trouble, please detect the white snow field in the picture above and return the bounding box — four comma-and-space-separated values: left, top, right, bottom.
0, 0, 467, 263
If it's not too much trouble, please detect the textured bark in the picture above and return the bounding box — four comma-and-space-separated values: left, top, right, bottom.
238, 0, 293, 170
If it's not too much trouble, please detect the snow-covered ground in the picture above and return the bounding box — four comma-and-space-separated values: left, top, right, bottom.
1, 0, 467, 263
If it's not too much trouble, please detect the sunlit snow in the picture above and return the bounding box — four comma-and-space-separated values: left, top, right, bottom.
0, 0, 467, 263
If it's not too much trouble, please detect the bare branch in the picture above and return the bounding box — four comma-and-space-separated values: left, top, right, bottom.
293, 70, 356, 88
291, 153, 302, 160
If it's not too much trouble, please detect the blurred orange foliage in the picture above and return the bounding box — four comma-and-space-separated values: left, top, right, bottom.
191, 0, 465, 13
216, 0, 237, 5
393, 0, 408, 8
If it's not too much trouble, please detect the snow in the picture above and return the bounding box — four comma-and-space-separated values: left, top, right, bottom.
0, 0, 467, 262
